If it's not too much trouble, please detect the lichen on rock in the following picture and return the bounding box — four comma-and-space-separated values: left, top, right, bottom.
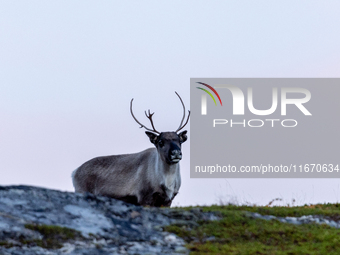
0, 185, 219, 255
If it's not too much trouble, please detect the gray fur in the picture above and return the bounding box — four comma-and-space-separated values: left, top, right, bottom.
73, 93, 189, 207
72, 131, 187, 207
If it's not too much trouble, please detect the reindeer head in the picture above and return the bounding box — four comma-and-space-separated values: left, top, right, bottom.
130, 92, 190, 165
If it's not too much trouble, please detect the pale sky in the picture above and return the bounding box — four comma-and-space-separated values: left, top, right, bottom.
1, 1, 340, 207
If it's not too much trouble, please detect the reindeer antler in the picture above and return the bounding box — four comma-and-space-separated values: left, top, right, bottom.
130, 99, 160, 134
175, 92, 190, 133
130, 93, 190, 134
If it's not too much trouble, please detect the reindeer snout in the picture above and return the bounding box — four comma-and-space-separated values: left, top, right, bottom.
170, 150, 182, 162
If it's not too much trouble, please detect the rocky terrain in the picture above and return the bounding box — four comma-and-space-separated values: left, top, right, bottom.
249, 211, 340, 228
0, 185, 220, 255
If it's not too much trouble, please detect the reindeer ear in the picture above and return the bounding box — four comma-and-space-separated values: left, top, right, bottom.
145, 131, 158, 144
178, 130, 187, 144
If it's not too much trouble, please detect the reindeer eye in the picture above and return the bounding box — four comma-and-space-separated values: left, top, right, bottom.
158, 140, 164, 147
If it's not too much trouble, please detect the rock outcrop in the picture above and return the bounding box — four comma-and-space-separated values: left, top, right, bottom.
0, 186, 219, 255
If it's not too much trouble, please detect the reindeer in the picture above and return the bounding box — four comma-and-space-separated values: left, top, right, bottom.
72, 92, 190, 207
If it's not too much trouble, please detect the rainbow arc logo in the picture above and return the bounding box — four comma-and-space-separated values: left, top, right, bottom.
196, 82, 223, 106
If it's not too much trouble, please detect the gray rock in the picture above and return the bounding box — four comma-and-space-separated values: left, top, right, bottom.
248, 211, 340, 229
0, 185, 220, 255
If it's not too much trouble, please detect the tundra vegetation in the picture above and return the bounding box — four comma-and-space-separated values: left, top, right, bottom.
165, 203, 340, 254
0, 224, 82, 249
2, 203, 339, 254
1, 186, 340, 254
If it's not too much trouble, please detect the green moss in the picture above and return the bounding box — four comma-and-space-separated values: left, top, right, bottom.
165, 205, 340, 255
21, 224, 82, 249
200, 203, 340, 220
24, 224, 80, 240
0, 241, 14, 248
